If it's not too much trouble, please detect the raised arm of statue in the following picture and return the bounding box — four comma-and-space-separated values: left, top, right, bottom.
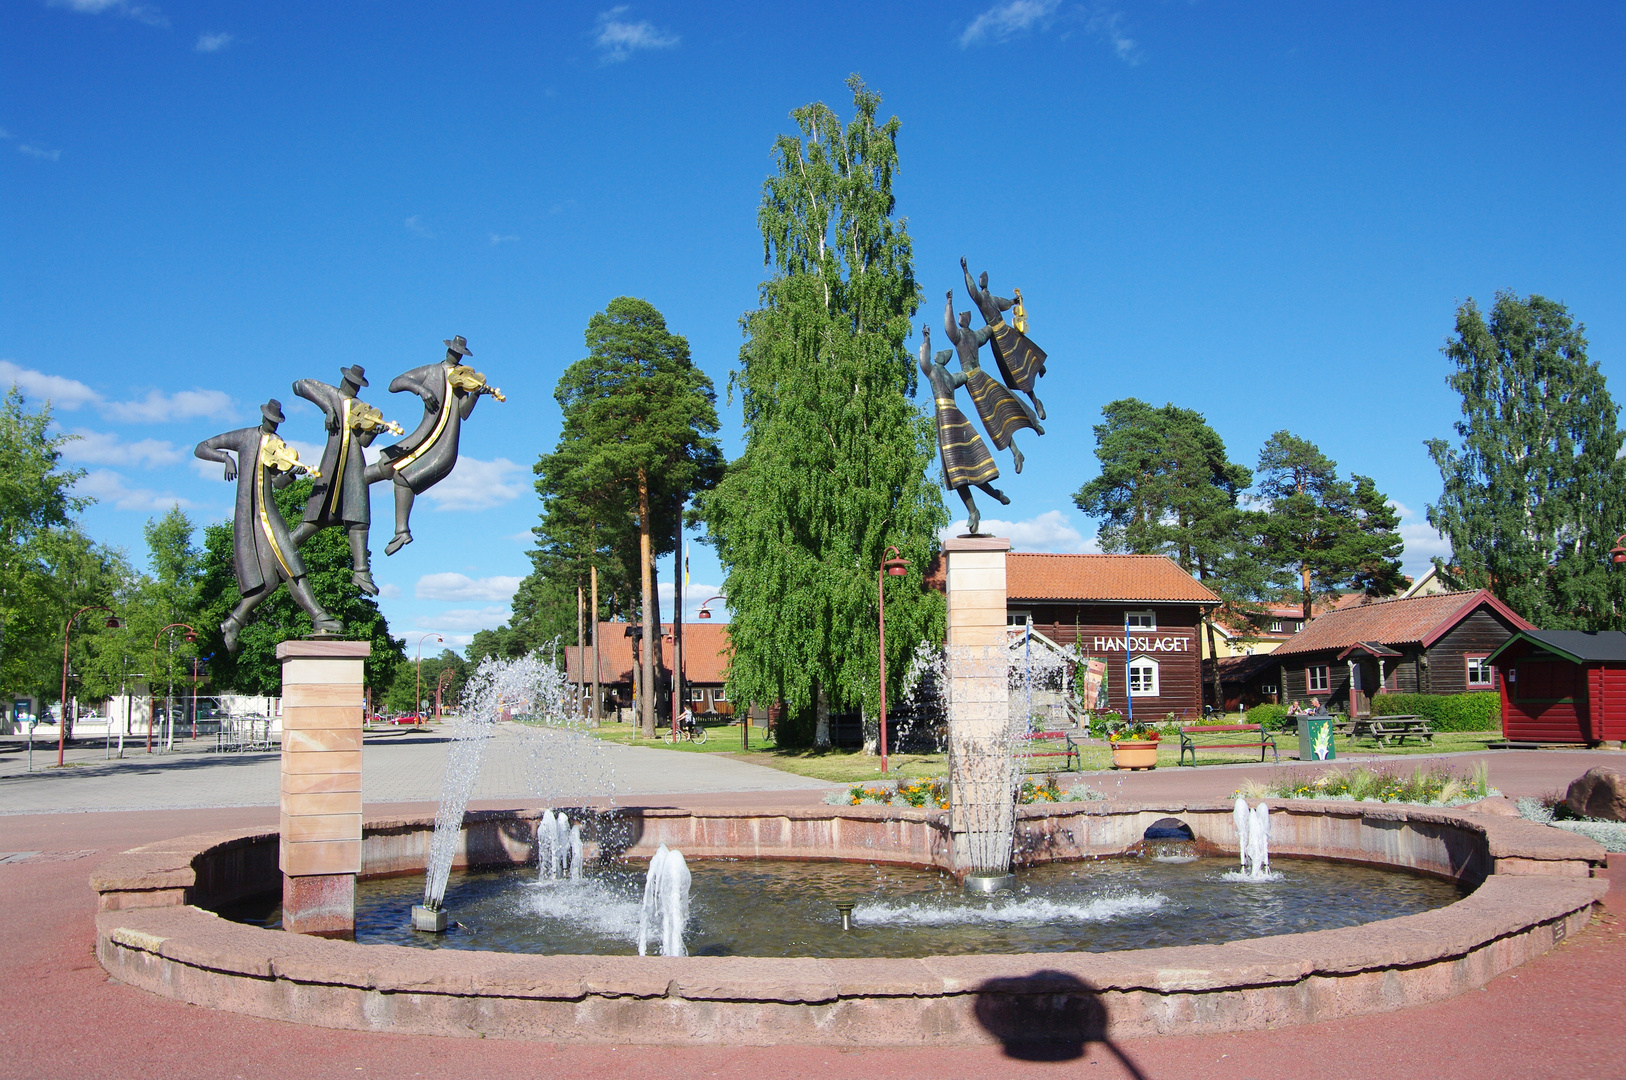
194, 432, 238, 482
292, 378, 337, 428
943, 292, 963, 346
962, 259, 982, 305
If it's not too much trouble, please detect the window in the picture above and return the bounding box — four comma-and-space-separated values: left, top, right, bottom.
1290, 622, 1301, 633
1466, 656, 1493, 688
1269, 620, 1283, 633
1307, 665, 1330, 693
713, 688, 728, 702
1007, 611, 1031, 627
689, 688, 707, 702
1128, 656, 1159, 696
1125, 610, 1156, 630
1259, 683, 1278, 695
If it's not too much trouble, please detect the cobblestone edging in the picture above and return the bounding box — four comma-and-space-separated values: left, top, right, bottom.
91, 803, 1608, 1046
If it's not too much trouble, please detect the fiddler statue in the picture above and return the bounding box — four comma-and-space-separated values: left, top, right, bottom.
920, 324, 1009, 536
194, 399, 341, 651
961, 257, 1048, 421
943, 292, 1042, 475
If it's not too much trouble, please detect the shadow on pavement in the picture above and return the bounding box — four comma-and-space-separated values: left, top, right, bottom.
973, 969, 1149, 1076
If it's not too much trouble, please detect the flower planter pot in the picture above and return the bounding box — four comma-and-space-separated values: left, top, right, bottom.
1111, 740, 1159, 771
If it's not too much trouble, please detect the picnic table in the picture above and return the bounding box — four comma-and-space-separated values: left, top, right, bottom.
1351, 714, 1432, 747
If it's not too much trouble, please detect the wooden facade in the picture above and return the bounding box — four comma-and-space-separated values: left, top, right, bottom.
1489, 630, 1626, 745
1017, 604, 1207, 721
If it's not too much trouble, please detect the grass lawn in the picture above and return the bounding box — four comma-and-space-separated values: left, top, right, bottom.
729, 749, 949, 784
588, 718, 778, 753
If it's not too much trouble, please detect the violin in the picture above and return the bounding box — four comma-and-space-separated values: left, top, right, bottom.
259, 435, 321, 479
1012, 288, 1029, 335
448, 364, 506, 402
350, 400, 403, 435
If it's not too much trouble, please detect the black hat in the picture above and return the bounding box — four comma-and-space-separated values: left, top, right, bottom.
444, 335, 473, 358
261, 399, 285, 424
340, 364, 368, 388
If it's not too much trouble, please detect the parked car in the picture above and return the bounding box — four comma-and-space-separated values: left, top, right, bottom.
389, 714, 425, 725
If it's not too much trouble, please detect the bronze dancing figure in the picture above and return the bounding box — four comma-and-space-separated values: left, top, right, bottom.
962, 256, 1047, 420
944, 291, 1043, 474
194, 400, 342, 652
921, 325, 1008, 535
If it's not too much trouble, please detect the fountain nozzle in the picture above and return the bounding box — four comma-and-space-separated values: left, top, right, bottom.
411, 903, 448, 933
963, 871, 1015, 894
835, 901, 855, 931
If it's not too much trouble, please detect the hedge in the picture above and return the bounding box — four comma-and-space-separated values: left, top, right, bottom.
1369, 691, 1501, 732
1245, 703, 1291, 731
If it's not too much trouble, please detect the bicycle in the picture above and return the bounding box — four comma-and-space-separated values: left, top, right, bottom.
661, 711, 707, 744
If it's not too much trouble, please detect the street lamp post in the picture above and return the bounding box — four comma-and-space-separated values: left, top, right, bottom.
60, 605, 121, 767
877, 547, 909, 775
151, 624, 198, 754
417, 633, 443, 726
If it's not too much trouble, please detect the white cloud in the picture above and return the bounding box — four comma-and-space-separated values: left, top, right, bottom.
507, 530, 535, 544
19, 145, 61, 161
59, 430, 182, 467
1086, 7, 1140, 64
49, 0, 167, 27
415, 572, 523, 602
404, 215, 433, 238
417, 606, 511, 633
73, 469, 197, 512
102, 387, 236, 423
421, 456, 525, 511
940, 509, 1098, 553
594, 6, 679, 62
488, 233, 519, 246
195, 31, 233, 52
1392, 501, 1452, 581
1, 360, 101, 410
960, 0, 1059, 46
376, 582, 403, 599
656, 581, 726, 622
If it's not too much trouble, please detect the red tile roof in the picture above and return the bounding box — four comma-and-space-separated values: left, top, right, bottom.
1272, 589, 1532, 657
1005, 553, 1220, 604
562, 622, 731, 685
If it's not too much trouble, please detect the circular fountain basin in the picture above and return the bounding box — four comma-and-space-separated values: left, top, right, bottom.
92, 802, 1609, 1046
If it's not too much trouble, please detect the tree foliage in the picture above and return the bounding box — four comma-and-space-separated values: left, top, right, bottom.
197, 478, 404, 696
1426, 292, 1626, 628
700, 76, 946, 744
1257, 432, 1405, 619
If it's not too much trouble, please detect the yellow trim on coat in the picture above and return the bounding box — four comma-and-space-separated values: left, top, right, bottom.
255, 435, 294, 579
328, 398, 352, 516
390, 371, 454, 474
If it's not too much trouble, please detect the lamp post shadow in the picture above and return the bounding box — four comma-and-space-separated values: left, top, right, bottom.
972, 970, 1149, 1076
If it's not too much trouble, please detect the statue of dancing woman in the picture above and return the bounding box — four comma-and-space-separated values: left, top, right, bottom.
943, 291, 1043, 474
962, 257, 1047, 420
920, 325, 1008, 536
194, 400, 342, 651
364, 336, 504, 555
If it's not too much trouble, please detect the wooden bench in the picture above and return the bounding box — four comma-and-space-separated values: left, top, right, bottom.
1017, 729, 1081, 771
1178, 723, 1278, 767
1353, 714, 1433, 747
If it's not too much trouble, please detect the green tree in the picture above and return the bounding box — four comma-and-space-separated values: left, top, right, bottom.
1426, 292, 1626, 628
700, 76, 946, 747
197, 478, 404, 697
384, 649, 469, 715
502, 297, 722, 737
1073, 399, 1269, 707
1257, 432, 1405, 620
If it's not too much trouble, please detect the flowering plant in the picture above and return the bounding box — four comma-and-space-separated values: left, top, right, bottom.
1106, 719, 1161, 743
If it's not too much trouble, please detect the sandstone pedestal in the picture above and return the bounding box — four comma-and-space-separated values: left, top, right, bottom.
277, 639, 370, 937
942, 536, 1012, 875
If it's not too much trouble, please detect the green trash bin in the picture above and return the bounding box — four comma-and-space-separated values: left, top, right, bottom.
1297, 716, 1336, 762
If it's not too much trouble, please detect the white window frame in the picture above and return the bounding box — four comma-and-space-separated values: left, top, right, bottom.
1007, 610, 1031, 627
1269, 620, 1283, 633
1128, 656, 1160, 696
713, 687, 728, 703
1125, 609, 1156, 631
1466, 656, 1493, 688
1307, 665, 1330, 693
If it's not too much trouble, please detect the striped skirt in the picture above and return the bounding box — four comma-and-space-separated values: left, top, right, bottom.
934, 400, 999, 489
990, 320, 1047, 394
964, 368, 1041, 450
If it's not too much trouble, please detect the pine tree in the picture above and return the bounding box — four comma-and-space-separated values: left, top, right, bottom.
1426, 292, 1626, 628
700, 76, 946, 747
1257, 432, 1404, 620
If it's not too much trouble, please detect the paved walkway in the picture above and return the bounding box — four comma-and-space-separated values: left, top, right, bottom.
2, 744, 1625, 1078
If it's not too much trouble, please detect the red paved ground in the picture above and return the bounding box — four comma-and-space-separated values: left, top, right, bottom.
3, 779, 1624, 1079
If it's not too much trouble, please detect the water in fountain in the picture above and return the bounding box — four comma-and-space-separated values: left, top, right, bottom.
945, 643, 1024, 879
423, 652, 565, 911
537, 809, 583, 883
637, 843, 691, 956
1009, 626, 1080, 734
1228, 796, 1278, 882
892, 641, 948, 753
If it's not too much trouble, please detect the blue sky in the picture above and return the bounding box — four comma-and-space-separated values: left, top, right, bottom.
4, 1, 1623, 650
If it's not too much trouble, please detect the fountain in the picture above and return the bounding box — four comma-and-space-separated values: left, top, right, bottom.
1230, 796, 1276, 881
637, 843, 692, 957
536, 808, 583, 883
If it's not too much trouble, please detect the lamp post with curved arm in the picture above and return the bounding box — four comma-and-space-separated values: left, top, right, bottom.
417, 634, 443, 726
878, 547, 909, 775
151, 624, 197, 754
59, 605, 121, 767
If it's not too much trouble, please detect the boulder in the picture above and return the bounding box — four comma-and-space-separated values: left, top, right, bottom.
1563, 767, 1626, 822
1459, 795, 1519, 817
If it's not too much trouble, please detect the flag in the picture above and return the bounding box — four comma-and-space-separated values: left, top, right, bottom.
684, 543, 690, 588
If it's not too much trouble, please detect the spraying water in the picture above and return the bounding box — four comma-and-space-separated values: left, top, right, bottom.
637, 844, 692, 957
1229, 797, 1277, 882
537, 809, 583, 883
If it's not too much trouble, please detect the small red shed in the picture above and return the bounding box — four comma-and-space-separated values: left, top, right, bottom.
1487, 629, 1626, 745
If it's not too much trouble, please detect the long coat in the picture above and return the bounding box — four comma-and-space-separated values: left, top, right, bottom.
376, 362, 481, 493
194, 427, 306, 594
292, 379, 375, 527
923, 353, 999, 490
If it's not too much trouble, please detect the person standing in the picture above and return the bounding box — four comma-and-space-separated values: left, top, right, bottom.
194, 400, 342, 651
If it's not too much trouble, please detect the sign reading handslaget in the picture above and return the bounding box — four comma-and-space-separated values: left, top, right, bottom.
1090, 635, 1194, 653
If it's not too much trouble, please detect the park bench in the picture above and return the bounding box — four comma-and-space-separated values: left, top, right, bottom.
1353, 714, 1432, 747
1017, 729, 1081, 771
1178, 723, 1278, 767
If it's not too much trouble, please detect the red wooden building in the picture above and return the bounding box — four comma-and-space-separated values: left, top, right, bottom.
1488, 629, 1626, 746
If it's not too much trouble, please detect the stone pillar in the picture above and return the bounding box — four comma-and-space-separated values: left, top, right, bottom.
942, 536, 1012, 874
277, 639, 370, 938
